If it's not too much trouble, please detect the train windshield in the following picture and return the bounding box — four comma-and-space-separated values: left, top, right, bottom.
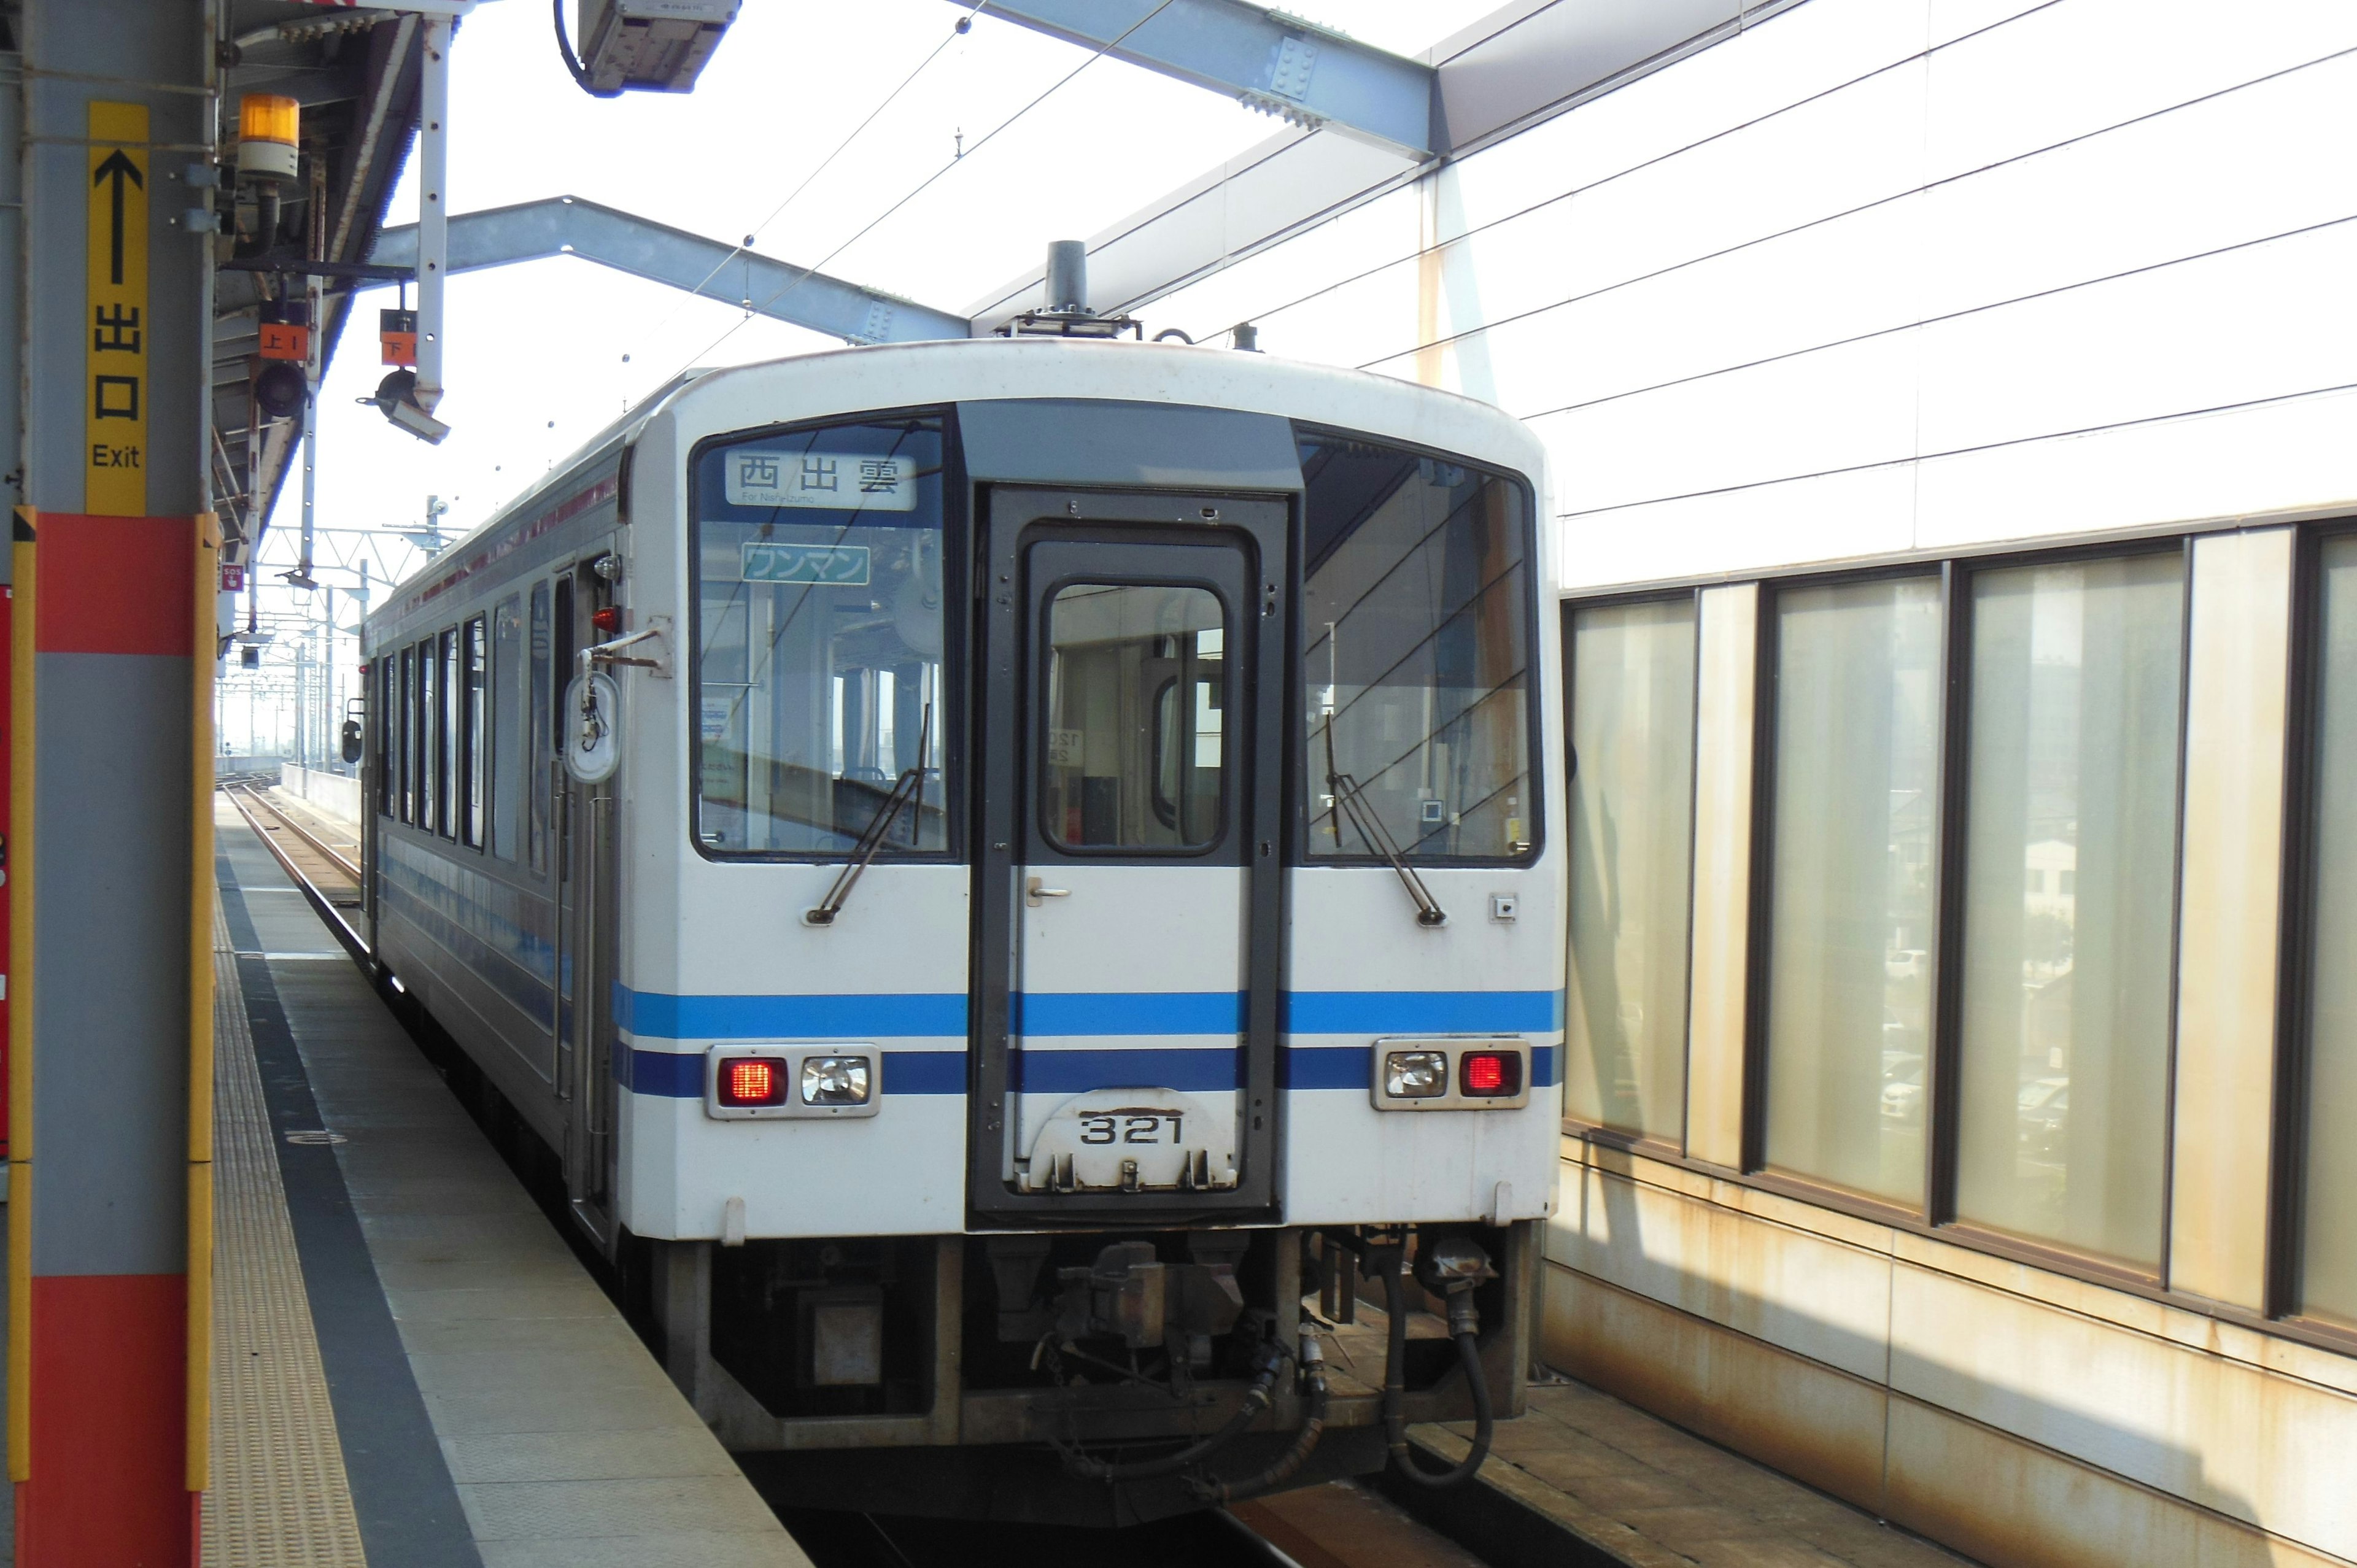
1298, 432, 1536, 862
691, 415, 949, 857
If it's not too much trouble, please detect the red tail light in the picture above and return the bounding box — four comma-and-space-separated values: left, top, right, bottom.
591, 605, 622, 635
718, 1057, 789, 1108
1460, 1050, 1522, 1098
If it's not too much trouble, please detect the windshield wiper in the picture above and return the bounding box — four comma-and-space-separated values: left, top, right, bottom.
804, 703, 932, 927
1322, 713, 1447, 927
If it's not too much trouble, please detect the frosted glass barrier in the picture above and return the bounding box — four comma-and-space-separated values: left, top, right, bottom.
2304, 535, 2357, 1326
1954, 555, 2183, 1270
1566, 598, 1697, 1140
1765, 576, 1941, 1206
692, 416, 948, 857
1299, 433, 1535, 862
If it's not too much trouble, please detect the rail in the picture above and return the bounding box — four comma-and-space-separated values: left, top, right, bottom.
223, 785, 370, 965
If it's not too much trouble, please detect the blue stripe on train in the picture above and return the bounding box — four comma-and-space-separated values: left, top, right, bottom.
613, 986, 1562, 1040
618, 1042, 1556, 1097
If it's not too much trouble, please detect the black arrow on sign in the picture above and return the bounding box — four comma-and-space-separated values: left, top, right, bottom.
93, 149, 143, 287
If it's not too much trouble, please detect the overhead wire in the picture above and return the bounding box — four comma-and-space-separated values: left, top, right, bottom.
616, 2, 993, 366
659, 0, 1185, 384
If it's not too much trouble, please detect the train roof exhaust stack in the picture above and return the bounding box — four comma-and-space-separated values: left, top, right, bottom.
1045, 240, 1089, 315
999, 241, 1142, 341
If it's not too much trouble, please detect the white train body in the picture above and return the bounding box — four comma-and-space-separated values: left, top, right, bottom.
360, 336, 1562, 1512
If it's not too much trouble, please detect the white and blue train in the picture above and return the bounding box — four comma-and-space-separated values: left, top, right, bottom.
359, 323, 1563, 1521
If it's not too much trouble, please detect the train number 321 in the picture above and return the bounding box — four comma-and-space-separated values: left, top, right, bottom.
1078, 1113, 1183, 1146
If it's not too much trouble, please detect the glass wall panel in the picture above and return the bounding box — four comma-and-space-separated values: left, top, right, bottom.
1566, 598, 1697, 1140
1954, 555, 2182, 1269
1764, 576, 1941, 1205
2304, 535, 2357, 1324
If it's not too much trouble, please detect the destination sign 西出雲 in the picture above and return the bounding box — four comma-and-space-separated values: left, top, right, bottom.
724, 451, 915, 511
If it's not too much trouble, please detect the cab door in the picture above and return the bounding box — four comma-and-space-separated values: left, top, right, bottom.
970, 489, 1287, 1221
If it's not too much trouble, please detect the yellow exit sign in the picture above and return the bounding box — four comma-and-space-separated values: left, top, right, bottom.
86, 100, 148, 517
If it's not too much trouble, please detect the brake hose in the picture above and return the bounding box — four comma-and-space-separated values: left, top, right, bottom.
1380, 1259, 1495, 1488
1186, 1331, 1328, 1504
1057, 1345, 1284, 1483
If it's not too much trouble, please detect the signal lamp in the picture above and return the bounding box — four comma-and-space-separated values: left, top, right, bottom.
1383, 1051, 1447, 1099
1459, 1050, 1522, 1099
717, 1056, 789, 1109
254, 360, 306, 419
235, 94, 299, 183
801, 1056, 872, 1107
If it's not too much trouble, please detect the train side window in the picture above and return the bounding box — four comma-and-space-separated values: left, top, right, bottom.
552, 578, 575, 746
376, 658, 395, 817
528, 581, 551, 871
441, 629, 461, 839
461, 616, 487, 850
491, 595, 522, 861
398, 645, 416, 824
419, 638, 438, 833
1296, 431, 1536, 863
688, 415, 950, 857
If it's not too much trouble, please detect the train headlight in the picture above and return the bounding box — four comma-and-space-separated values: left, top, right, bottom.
802, 1056, 872, 1107
718, 1056, 790, 1109
1383, 1051, 1449, 1099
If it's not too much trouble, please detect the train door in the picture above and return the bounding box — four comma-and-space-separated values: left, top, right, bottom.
970, 490, 1287, 1220
554, 558, 622, 1244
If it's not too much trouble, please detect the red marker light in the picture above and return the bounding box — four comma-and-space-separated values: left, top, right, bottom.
718, 1057, 789, 1108
591, 605, 622, 635
1459, 1051, 1522, 1099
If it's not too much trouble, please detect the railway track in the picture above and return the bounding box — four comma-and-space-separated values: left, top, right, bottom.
224, 783, 367, 956
777, 1482, 1490, 1568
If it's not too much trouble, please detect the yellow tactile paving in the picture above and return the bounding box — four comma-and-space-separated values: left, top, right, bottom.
203, 899, 370, 1568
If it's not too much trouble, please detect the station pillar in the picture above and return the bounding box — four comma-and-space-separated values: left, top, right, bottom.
10, 2, 217, 1562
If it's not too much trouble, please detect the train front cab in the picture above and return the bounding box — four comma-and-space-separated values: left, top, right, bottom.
612, 371, 1563, 1519
348, 350, 1565, 1521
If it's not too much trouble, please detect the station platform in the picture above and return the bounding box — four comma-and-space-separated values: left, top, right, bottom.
196, 797, 811, 1567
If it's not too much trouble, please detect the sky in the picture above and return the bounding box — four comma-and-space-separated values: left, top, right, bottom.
235, 0, 1496, 750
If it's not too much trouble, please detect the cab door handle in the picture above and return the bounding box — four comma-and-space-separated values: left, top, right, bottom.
1026, 877, 1070, 906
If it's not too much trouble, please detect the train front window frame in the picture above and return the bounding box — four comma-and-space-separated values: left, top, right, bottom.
1294, 426, 1543, 868
687, 410, 956, 863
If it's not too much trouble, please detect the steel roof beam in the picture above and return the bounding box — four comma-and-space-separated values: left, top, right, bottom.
370, 195, 972, 344
968, 0, 1434, 158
